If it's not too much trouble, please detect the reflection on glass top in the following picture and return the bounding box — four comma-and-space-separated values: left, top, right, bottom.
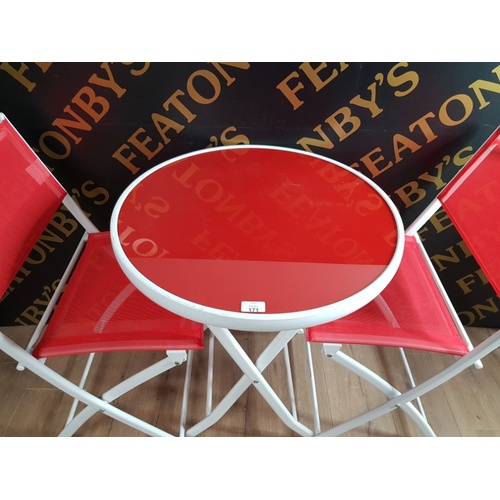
118, 147, 398, 266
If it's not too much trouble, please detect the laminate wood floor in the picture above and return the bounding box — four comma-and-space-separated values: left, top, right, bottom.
1, 325, 499, 437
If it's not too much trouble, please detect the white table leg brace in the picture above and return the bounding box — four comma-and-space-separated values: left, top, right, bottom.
186, 327, 313, 437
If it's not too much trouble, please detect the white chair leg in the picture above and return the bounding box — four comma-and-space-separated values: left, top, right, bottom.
304, 341, 321, 434
398, 347, 427, 420
1, 332, 174, 436
319, 330, 500, 437
179, 350, 194, 437
323, 344, 436, 437
283, 343, 297, 419
206, 329, 214, 417
65, 352, 96, 426
59, 350, 187, 436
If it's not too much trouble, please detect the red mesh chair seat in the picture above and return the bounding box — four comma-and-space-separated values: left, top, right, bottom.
33, 232, 204, 358
306, 236, 469, 355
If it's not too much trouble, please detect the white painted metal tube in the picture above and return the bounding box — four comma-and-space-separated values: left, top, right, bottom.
205, 330, 214, 417
319, 330, 500, 437
283, 343, 297, 419
324, 345, 435, 437
0, 332, 174, 436
179, 350, 194, 437
58, 352, 185, 436
187, 327, 312, 436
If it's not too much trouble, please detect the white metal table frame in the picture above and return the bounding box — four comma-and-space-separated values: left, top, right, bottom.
110, 145, 405, 437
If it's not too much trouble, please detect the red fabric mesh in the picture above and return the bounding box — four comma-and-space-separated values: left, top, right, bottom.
0, 117, 66, 297
438, 132, 500, 298
306, 236, 469, 356
33, 232, 204, 358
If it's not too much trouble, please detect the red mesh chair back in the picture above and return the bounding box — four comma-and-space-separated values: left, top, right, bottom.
0, 115, 66, 297
438, 128, 500, 298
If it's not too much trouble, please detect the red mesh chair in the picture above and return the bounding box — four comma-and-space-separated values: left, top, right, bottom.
0, 113, 205, 436
305, 127, 500, 436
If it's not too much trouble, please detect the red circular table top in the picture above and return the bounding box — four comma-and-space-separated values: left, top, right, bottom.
111, 146, 403, 331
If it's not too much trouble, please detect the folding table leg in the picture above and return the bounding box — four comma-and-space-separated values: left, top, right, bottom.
187, 329, 299, 436
186, 327, 313, 437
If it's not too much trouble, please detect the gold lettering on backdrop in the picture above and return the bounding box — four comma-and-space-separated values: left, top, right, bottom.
122, 62, 150, 77
14, 279, 59, 326
291, 64, 500, 196
456, 269, 489, 294
36, 63, 150, 161
430, 240, 472, 272
323, 107, 361, 142
293, 63, 420, 152
128, 127, 164, 160
468, 65, 500, 109
386, 62, 420, 97
276, 63, 350, 110
186, 70, 222, 104
38, 131, 72, 160
438, 93, 474, 126
207, 126, 250, 148
77, 181, 110, 206
0, 62, 53, 92
164, 90, 197, 122
458, 296, 500, 326
350, 65, 500, 179
472, 297, 499, 318
416, 209, 454, 242
408, 113, 439, 142
349, 82, 384, 118
392, 146, 474, 209
112, 63, 251, 175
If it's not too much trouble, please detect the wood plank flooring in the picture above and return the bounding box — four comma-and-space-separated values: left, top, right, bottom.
1, 325, 499, 437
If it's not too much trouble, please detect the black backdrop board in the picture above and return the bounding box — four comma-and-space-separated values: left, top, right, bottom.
1, 62, 499, 328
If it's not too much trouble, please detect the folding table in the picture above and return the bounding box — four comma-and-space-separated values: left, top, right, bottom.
110, 145, 404, 436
